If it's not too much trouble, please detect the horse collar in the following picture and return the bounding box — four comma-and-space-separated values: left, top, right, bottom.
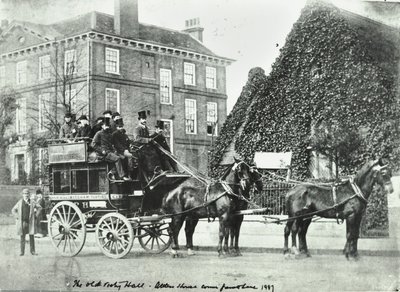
349, 176, 368, 204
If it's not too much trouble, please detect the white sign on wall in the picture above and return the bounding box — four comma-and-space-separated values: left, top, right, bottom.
254, 152, 292, 169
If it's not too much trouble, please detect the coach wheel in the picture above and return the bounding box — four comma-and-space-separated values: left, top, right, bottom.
95, 213, 134, 259
48, 201, 87, 257
138, 222, 172, 254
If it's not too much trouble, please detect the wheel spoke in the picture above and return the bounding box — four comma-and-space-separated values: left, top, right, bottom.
68, 236, 72, 254
66, 206, 71, 225
52, 233, 62, 239
102, 220, 112, 232
102, 240, 111, 248
109, 218, 115, 231
115, 242, 119, 255
63, 234, 68, 252
51, 216, 64, 227
155, 237, 160, 249
71, 236, 78, 250
61, 205, 67, 224
151, 237, 155, 250
69, 232, 78, 240
69, 219, 81, 228
143, 235, 152, 247
68, 211, 77, 226
56, 236, 64, 248
116, 223, 127, 233
119, 237, 130, 246
55, 209, 66, 225
158, 236, 167, 245
69, 228, 83, 233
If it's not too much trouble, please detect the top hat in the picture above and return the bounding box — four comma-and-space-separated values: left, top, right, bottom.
64, 112, 72, 118
155, 120, 164, 129
78, 115, 88, 121
103, 117, 111, 127
138, 111, 147, 119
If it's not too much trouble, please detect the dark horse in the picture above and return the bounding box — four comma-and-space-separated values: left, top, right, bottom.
161, 159, 263, 257
283, 159, 393, 259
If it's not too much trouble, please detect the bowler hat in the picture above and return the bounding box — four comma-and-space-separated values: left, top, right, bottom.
115, 117, 124, 127
103, 110, 112, 116
155, 120, 164, 129
112, 112, 121, 120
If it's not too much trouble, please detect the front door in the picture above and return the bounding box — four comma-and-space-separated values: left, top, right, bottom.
15, 154, 25, 181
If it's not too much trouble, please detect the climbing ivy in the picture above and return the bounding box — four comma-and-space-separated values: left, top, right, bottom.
209, 1, 400, 235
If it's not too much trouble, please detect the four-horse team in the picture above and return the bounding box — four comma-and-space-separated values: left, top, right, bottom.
41, 109, 394, 261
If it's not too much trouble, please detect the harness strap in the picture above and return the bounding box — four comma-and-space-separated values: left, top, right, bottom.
349, 176, 368, 203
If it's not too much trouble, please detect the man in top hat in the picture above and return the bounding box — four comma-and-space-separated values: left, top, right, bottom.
112, 116, 133, 179
151, 120, 179, 172
76, 115, 92, 138
59, 112, 78, 139
92, 117, 130, 181
134, 111, 152, 144
89, 117, 104, 139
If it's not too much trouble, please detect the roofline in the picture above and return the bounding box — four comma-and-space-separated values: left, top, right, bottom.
1, 30, 236, 65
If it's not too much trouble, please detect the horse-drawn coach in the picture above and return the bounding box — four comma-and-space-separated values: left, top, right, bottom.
46, 139, 191, 259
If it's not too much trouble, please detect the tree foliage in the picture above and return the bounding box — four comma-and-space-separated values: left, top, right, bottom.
0, 86, 19, 183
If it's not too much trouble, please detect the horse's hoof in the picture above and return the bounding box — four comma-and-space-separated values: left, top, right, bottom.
284, 253, 293, 260
295, 253, 307, 260
306, 252, 312, 258
291, 247, 300, 256
187, 249, 196, 256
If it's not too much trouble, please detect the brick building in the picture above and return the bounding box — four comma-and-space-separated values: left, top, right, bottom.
0, 0, 233, 181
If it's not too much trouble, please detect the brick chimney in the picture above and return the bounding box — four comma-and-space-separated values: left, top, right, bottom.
114, 0, 139, 38
183, 18, 204, 42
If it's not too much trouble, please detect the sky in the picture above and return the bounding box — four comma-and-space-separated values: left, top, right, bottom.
0, 0, 394, 112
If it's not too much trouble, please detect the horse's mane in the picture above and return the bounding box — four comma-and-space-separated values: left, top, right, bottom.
354, 160, 376, 186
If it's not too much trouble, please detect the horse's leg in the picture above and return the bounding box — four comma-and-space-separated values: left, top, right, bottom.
290, 219, 300, 255
344, 217, 352, 259
229, 224, 235, 255
218, 214, 229, 257
184, 217, 199, 256
234, 215, 244, 256
299, 218, 312, 257
283, 220, 293, 255
170, 215, 185, 258
350, 212, 362, 259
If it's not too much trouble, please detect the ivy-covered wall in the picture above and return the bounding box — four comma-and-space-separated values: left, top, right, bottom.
209, 1, 400, 235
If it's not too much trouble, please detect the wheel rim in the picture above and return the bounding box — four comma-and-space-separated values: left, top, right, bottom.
95, 213, 133, 259
48, 201, 86, 257
138, 223, 171, 254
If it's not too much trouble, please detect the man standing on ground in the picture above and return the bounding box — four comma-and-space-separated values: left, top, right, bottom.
11, 189, 42, 256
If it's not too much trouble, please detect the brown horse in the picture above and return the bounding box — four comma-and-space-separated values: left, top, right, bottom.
161, 159, 263, 257
283, 159, 393, 259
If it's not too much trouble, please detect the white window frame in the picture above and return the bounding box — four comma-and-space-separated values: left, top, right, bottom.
207, 102, 218, 136
206, 66, 217, 89
64, 49, 76, 75
0, 66, 5, 87
185, 99, 197, 135
184, 62, 196, 86
160, 68, 172, 104
39, 55, 51, 80
16, 61, 27, 85
105, 88, 120, 113
16, 98, 26, 134
65, 89, 77, 113
160, 119, 174, 154
38, 93, 50, 131
105, 48, 120, 74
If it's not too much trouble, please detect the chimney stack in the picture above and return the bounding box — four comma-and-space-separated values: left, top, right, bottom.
114, 0, 139, 38
183, 18, 204, 42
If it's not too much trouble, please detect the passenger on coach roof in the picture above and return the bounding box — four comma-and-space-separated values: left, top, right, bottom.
92, 117, 130, 181
111, 111, 121, 133
76, 115, 91, 138
134, 111, 151, 144
89, 117, 104, 139
59, 112, 78, 139
151, 120, 179, 172
112, 116, 134, 180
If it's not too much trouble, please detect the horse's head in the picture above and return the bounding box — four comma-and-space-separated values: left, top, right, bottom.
232, 158, 263, 193
371, 159, 394, 194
